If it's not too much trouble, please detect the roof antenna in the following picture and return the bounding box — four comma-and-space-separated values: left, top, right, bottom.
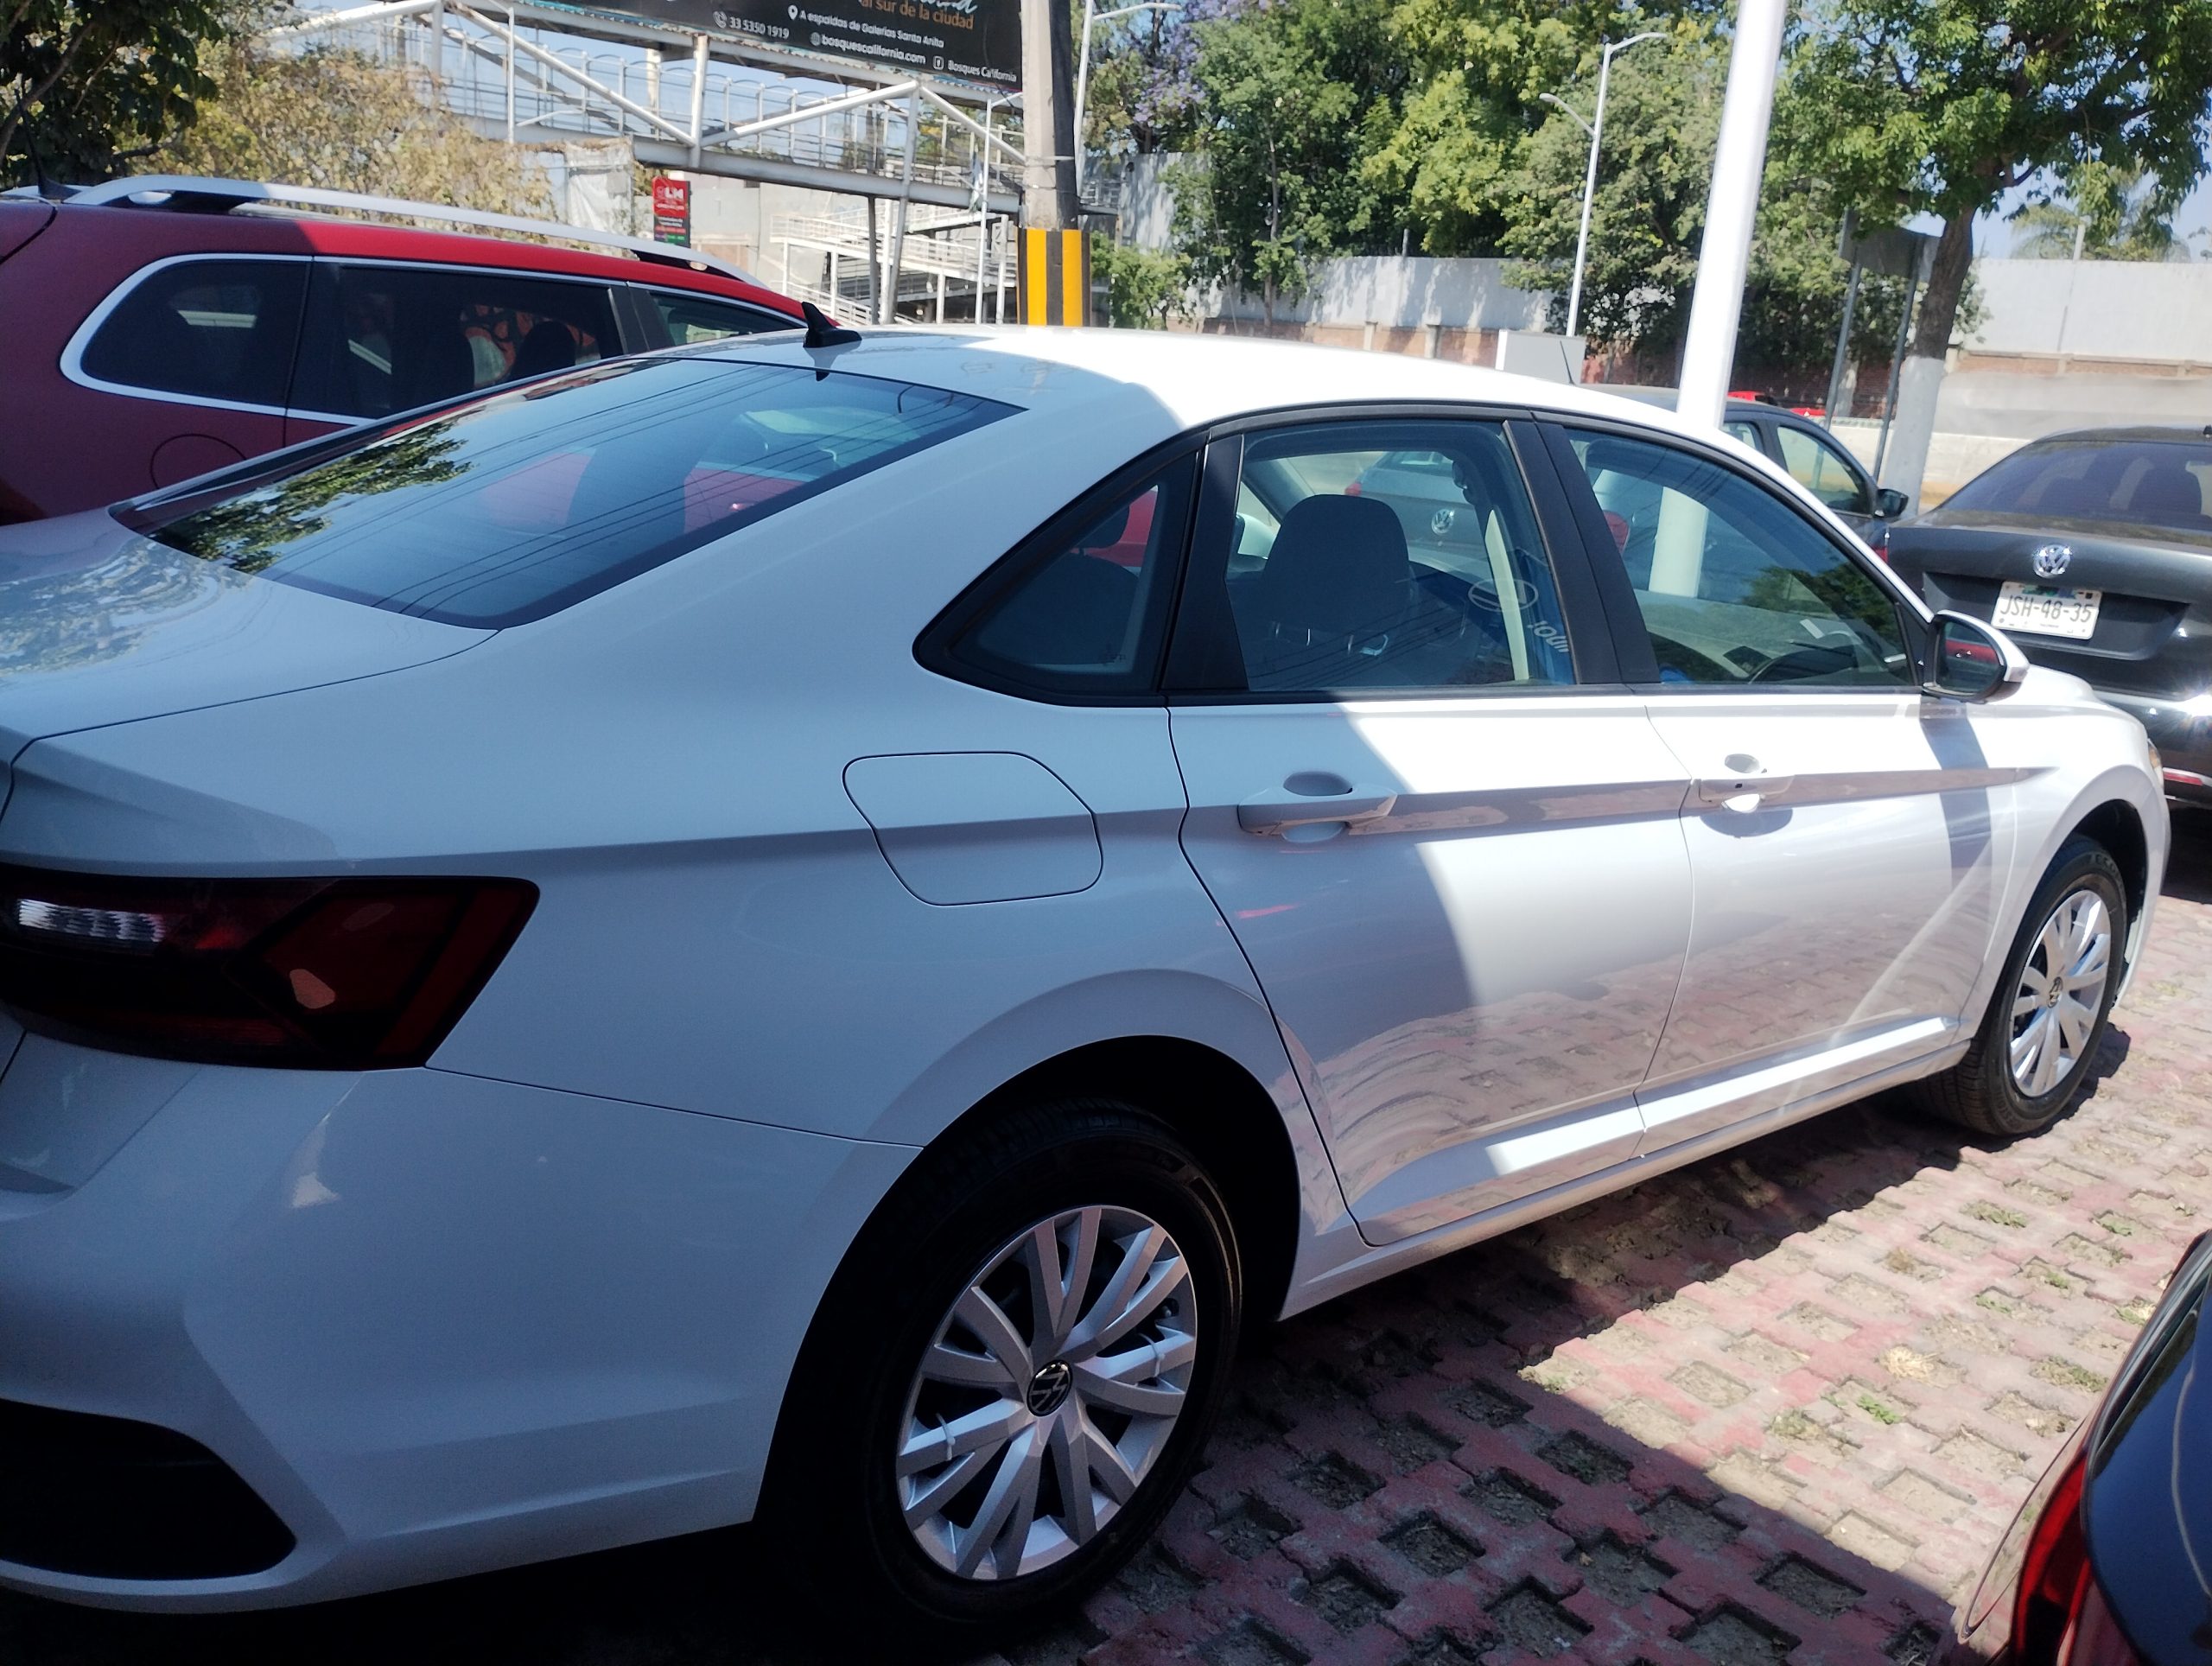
28, 130, 62, 201
801, 302, 861, 350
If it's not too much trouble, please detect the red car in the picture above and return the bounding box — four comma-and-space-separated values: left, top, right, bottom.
0, 175, 807, 523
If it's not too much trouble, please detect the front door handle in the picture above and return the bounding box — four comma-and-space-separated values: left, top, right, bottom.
1238, 773, 1398, 835
1693, 772, 1794, 809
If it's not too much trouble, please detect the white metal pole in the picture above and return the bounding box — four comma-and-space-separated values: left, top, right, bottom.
1072, 0, 1097, 198
505, 6, 516, 143
886, 88, 920, 323
867, 195, 881, 323
688, 33, 707, 168
1676, 0, 1786, 429
1565, 52, 1608, 340
976, 99, 996, 320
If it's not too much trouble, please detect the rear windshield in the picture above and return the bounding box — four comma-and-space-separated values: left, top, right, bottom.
124, 357, 1012, 626
1944, 436, 2212, 543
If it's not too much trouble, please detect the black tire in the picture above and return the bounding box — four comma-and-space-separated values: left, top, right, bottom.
1912, 836, 2127, 1137
760, 1098, 1241, 1645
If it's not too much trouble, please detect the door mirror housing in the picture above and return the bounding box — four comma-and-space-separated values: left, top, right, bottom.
1875, 486, 1910, 519
1924, 611, 2031, 702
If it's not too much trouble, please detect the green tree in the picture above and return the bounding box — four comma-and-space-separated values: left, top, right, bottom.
2, 0, 235, 185
2012, 166, 2191, 262
1498, 30, 1715, 352
163, 36, 552, 216
1499, 30, 1904, 388
1789, 3, 2212, 369
1093, 238, 1192, 327
1369, 0, 1716, 255
1171, 0, 1408, 323
1077, 2, 1212, 157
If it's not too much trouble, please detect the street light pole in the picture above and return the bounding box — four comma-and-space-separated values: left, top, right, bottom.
1021, 0, 1078, 230
1676, 0, 1787, 429
1543, 30, 1663, 343
1073, 0, 1179, 199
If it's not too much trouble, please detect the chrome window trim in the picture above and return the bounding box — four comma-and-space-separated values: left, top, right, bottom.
64, 174, 763, 285
62, 251, 627, 423
59, 251, 315, 421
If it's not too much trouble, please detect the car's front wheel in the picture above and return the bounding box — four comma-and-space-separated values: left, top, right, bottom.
1914, 835, 2127, 1137
766, 1098, 1240, 1642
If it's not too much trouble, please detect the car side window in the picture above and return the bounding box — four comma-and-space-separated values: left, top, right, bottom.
292, 265, 619, 421
79, 259, 308, 410
944, 457, 1197, 695
1205, 421, 1573, 695
1775, 423, 1873, 516
1724, 419, 1764, 450
652, 290, 791, 344
1565, 428, 1910, 687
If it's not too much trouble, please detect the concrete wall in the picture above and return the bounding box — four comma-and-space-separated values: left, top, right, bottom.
1114, 152, 1179, 252
1210, 256, 1552, 333
1967, 257, 2212, 365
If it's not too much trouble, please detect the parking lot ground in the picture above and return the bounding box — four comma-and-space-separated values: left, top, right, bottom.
6, 813, 2209, 1666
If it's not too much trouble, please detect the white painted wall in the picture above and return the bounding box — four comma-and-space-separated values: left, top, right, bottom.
1967, 258, 2212, 361
1211, 257, 1553, 331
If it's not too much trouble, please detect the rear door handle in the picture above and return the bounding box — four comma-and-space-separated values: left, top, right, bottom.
1238, 777, 1398, 835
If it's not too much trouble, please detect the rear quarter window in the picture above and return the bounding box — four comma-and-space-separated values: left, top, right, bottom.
124, 357, 1012, 626
77, 258, 308, 409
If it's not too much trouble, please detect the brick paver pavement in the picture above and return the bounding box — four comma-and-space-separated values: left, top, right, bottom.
5, 815, 2208, 1666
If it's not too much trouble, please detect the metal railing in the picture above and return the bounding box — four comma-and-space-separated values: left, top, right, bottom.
772, 207, 1015, 322
272, 6, 1021, 200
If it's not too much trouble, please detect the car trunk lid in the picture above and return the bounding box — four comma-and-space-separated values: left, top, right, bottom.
1889, 513, 2212, 696
0, 508, 491, 760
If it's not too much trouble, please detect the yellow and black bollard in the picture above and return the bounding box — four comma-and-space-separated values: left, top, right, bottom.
1017, 227, 1093, 326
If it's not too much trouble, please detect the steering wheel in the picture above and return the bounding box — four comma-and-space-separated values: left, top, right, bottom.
1745, 644, 1852, 684
1648, 633, 1736, 684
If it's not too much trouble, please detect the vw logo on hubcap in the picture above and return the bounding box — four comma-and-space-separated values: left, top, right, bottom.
1027, 1359, 1074, 1416
2033, 543, 2073, 579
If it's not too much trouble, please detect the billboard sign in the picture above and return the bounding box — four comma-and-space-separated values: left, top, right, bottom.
588, 2, 1021, 92
651, 175, 690, 245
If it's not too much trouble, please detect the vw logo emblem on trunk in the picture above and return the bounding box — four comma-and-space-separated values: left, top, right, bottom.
1430, 506, 1457, 537
2033, 544, 2073, 578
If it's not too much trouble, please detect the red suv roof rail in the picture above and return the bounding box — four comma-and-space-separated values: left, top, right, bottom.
60, 175, 762, 287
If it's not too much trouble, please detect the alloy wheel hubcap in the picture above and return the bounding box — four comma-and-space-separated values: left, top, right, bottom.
2009, 887, 2112, 1097
896, 1205, 1197, 1582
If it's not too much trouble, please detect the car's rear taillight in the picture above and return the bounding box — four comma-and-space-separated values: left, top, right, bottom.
2012, 1448, 2142, 1666
0, 865, 535, 1069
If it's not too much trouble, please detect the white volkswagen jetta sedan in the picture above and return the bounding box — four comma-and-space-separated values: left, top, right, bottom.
0, 330, 2165, 1635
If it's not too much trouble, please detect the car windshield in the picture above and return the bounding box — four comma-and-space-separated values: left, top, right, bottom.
1943, 436, 2212, 544
121, 357, 1013, 626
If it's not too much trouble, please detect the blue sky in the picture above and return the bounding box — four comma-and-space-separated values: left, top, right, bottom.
1973, 157, 2212, 259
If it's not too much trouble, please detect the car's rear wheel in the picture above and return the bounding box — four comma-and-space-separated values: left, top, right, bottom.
1913, 836, 2126, 1137
765, 1098, 1240, 1642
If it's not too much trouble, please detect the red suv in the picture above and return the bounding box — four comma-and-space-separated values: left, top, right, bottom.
0, 175, 808, 523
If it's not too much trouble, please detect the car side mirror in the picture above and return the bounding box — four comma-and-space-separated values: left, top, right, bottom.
1876, 486, 1910, 519
1924, 611, 2030, 702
